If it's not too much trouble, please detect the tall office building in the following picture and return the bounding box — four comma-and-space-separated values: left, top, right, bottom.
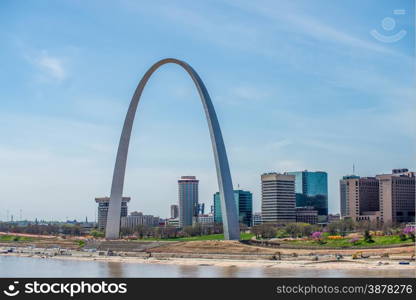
287, 171, 328, 219
340, 175, 360, 217
261, 173, 296, 223
95, 196, 130, 231
170, 204, 179, 219
213, 190, 253, 227
339, 169, 414, 224
377, 169, 415, 224
358, 177, 379, 213
338, 176, 379, 221
178, 176, 199, 227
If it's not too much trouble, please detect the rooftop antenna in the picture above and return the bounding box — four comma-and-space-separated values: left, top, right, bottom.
353, 163, 355, 175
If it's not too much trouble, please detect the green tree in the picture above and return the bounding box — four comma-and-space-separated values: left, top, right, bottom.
364, 230, 374, 243
90, 230, 104, 238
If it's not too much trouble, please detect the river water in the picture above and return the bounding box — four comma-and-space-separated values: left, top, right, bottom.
0, 256, 414, 278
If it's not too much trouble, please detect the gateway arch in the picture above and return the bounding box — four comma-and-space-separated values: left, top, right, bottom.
105, 58, 240, 240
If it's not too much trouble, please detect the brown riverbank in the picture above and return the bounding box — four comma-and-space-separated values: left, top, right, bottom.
1, 250, 415, 274
1, 238, 415, 257
146, 240, 415, 257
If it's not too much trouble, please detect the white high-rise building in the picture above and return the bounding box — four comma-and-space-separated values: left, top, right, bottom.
95, 197, 130, 231
261, 173, 296, 223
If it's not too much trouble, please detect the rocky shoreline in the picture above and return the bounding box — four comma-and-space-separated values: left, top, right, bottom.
1, 244, 415, 272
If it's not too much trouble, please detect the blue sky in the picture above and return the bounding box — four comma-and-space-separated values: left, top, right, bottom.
0, 0, 415, 221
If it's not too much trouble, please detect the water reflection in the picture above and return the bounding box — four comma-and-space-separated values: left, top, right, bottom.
107, 262, 124, 277
0, 256, 414, 278
219, 265, 240, 277
178, 265, 200, 278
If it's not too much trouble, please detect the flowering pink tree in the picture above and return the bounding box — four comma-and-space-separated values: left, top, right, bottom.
349, 237, 360, 245
311, 231, 325, 244
311, 231, 322, 239
403, 227, 415, 241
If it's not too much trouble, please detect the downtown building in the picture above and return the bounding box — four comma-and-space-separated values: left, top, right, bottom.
252, 212, 262, 226
178, 176, 199, 227
213, 189, 253, 227
340, 175, 360, 217
377, 169, 415, 224
328, 213, 341, 223
295, 206, 318, 224
197, 214, 214, 225
339, 169, 415, 224
339, 176, 380, 222
287, 170, 328, 222
261, 173, 296, 223
120, 211, 160, 229
170, 204, 179, 219
95, 196, 130, 231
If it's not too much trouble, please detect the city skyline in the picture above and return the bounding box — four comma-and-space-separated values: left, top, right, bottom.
0, 167, 413, 222
1, 0, 415, 221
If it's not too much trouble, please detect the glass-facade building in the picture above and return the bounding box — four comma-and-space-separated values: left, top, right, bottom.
213, 190, 253, 227
287, 171, 328, 219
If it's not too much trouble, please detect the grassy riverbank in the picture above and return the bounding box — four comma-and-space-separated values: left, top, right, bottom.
280, 235, 414, 248
0, 235, 34, 242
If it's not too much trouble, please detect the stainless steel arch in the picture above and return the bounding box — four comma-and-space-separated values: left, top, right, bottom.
105, 58, 240, 240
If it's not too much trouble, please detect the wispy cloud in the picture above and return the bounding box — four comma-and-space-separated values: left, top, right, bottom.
231, 85, 271, 101
226, 0, 401, 56
35, 51, 66, 80
24, 50, 67, 82
290, 16, 390, 54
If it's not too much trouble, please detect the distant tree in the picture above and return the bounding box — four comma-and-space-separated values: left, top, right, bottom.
134, 225, 152, 239
300, 224, 317, 237
251, 223, 276, 239
239, 223, 248, 233
327, 222, 339, 235
120, 227, 133, 236
381, 221, 394, 235
90, 230, 104, 238
284, 223, 302, 238
328, 219, 355, 236
182, 224, 204, 237
364, 230, 374, 243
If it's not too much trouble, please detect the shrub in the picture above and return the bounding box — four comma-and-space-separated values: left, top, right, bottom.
364, 230, 374, 243
311, 231, 323, 239
399, 233, 408, 241
403, 227, 415, 242
90, 230, 104, 238
349, 237, 360, 245
311, 231, 326, 244
251, 224, 276, 239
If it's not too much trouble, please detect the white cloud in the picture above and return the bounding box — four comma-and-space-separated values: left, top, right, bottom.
35, 51, 66, 80
24, 50, 67, 82
231, 85, 271, 101
226, 0, 402, 56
